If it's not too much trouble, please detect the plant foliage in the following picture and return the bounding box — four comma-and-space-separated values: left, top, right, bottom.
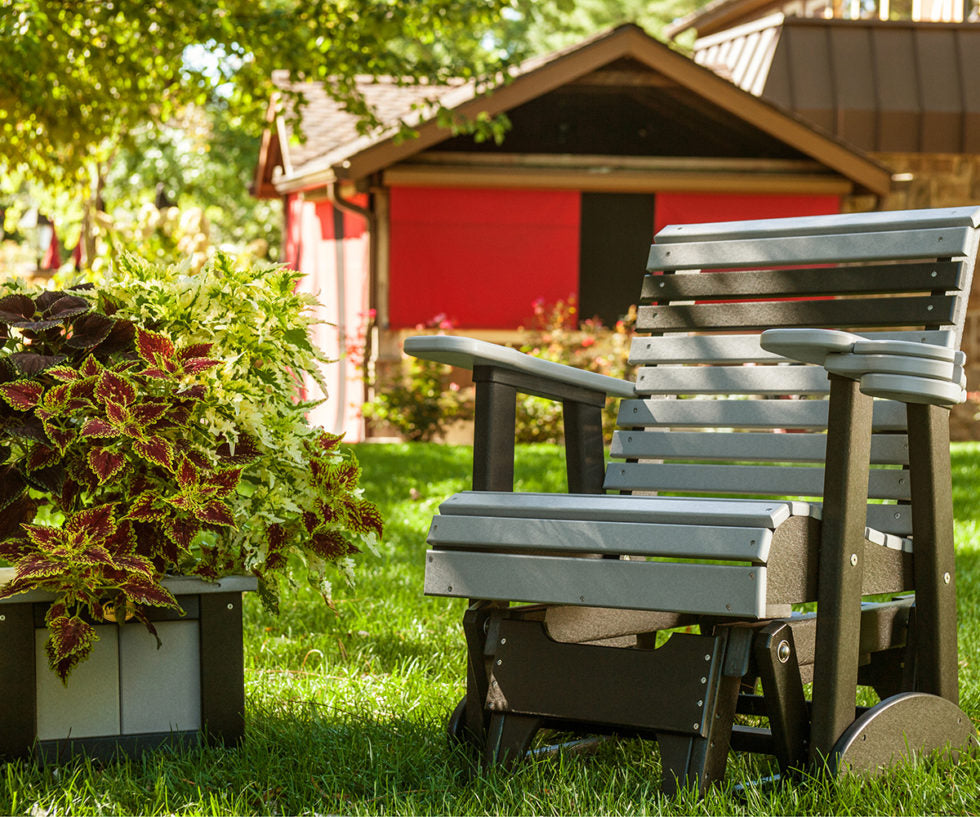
0, 259, 381, 681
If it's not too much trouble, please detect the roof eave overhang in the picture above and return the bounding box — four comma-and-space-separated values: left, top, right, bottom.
272, 24, 892, 198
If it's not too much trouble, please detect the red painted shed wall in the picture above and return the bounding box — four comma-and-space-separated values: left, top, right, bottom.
388, 186, 580, 329
654, 192, 840, 233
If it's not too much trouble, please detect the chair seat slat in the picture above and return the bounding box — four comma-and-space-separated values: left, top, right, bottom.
424, 550, 769, 617
428, 514, 772, 562
438, 491, 797, 528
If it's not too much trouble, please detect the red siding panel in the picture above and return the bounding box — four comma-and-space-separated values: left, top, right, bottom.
654, 193, 840, 233
388, 186, 580, 329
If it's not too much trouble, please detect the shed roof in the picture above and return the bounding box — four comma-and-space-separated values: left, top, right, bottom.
254, 23, 892, 197
692, 17, 980, 153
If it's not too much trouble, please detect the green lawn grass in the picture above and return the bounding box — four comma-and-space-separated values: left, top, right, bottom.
5, 442, 980, 815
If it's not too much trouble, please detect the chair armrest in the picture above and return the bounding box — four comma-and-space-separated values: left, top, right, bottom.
404, 335, 636, 400
761, 328, 966, 408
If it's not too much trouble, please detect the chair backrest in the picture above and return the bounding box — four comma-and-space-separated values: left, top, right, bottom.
608, 207, 980, 537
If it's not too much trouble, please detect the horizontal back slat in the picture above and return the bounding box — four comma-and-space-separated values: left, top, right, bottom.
640, 262, 963, 302
652, 206, 980, 244
636, 295, 955, 332
617, 398, 909, 431
628, 330, 956, 365
610, 430, 909, 465
603, 463, 910, 500
634, 364, 830, 395
646, 227, 973, 271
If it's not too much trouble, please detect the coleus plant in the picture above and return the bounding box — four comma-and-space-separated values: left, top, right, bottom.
0, 284, 381, 681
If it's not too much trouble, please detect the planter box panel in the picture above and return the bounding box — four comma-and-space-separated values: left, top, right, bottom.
35, 625, 121, 740
120, 620, 201, 735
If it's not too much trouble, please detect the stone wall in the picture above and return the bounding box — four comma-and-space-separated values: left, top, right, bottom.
844, 152, 980, 441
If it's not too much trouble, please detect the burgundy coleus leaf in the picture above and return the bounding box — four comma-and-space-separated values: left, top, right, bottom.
314, 431, 345, 453
65, 312, 114, 350
24, 464, 65, 496
65, 504, 116, 541
11, 553, 65, 583
0, 294, 36, 325
0, 380, 43, 411
342, 498, 384, 539
105, 402, 127, 426
46, 366, 81, 383
23, 524, 64, 551
41, 420, 76, 455
79, 356, 103, 378
88, 447, 126, 484
162, 515, 201, 549
119, 576, 179, 610
135, 328, 175, 366
78, 544, 115, 567
309, 530, 358, 561
180, 357, 221, 375
129, 402, 168, 426
124, 491, 164, 523
199, 500, 234, 527
9, 353, 68, 377
138, 367, 169, 380
25, 444, 59, 472
103, 518, 137, 553
264, 523, 288, 570
178, 384, 207, 401
175, 457, 198, 490
0, 495, 37, 543
0, 465, 27, 509
133, 436, 174, 470
112, 552, 154, 580
178, 343, 213, 361
41, 294, 90, 321
46, 615, 98, 682
302, 511, 319, 535
95, 370, 137, 408
205, 468, 241, 499
40, 383, 72, 410
216, 433, 260, 466
92, 318, 136, 357
81, 418, 119, 438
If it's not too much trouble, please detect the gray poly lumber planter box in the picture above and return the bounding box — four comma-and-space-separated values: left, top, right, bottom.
0, 571, 256, 762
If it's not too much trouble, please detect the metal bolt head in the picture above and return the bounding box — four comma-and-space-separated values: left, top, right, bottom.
226, 603, 234, 610
777, 640, 791, 663
944, 572, 951, 585
496, 659, 502, 666
850, 553, 858, 567
693, 722, 700, 731
700, 676, 707, 684
500, 638, 507, 645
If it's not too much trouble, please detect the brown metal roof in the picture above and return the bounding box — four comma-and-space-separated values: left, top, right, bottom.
694, 17, 980, 153
254, 24, 892, 197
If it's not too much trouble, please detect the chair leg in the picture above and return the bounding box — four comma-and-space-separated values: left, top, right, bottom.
483, 713, 543, 770
657, 672, 742, 796
755, 622, 809, 773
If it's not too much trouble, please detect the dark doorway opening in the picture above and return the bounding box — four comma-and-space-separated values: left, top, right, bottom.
579, 192, 655, 327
